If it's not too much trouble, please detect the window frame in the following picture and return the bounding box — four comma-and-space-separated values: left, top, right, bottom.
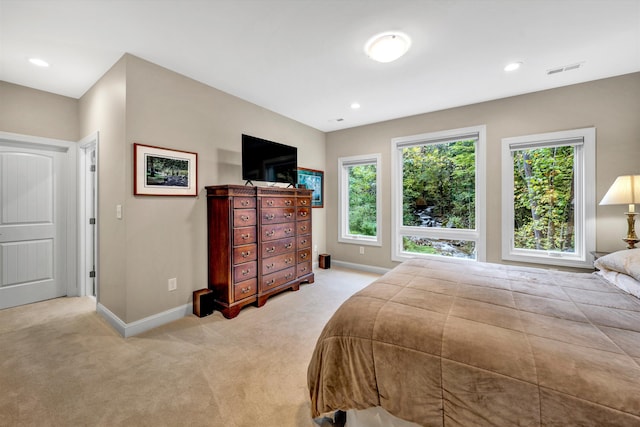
391, 125, 486, 263
338, 153, 382, 246
501, 127, 596, 268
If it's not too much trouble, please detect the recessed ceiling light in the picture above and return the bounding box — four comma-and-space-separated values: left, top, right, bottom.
29, 58, 50, 67
365, 32, 411, 63
504, 62, 522, 72
351, 102, 361, 110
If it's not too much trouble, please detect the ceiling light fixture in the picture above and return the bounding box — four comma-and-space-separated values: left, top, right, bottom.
504, 62, 522, 72
365, 31, 411, 63
351, 102, 361, 110
29, 58, 50, 67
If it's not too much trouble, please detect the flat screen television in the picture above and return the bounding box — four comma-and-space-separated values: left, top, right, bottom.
242, 134, 298, 185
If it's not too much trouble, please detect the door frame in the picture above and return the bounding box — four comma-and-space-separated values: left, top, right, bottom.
0, 131, 78, 298
78, 132, 99, 298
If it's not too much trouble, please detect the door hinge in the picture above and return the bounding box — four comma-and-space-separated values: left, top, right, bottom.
89, 271, 96, 278
89, 218, 96, 225
90, 165, 96, 172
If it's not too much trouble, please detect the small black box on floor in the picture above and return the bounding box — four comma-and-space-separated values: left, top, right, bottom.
319, 254, 331, 269
193, 289, 214, 317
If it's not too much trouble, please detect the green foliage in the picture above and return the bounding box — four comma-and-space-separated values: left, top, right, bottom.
402, 140, 476, 229
348, 164, 377, 236
512, 146, 575, 252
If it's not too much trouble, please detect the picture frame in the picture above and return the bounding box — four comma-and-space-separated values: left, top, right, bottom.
297, 167, 324, 208
134, 143, 198, 196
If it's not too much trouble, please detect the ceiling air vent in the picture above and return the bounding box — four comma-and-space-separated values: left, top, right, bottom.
547, 62, 583, 75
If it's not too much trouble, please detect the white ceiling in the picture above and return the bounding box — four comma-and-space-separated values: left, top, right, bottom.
2, 0, 639, 132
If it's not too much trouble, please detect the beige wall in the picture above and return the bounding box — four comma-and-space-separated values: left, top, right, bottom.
326, 72, 640, 270
80, 54, 325, 323
0, 81, 79, 141
78, 57, 128, 320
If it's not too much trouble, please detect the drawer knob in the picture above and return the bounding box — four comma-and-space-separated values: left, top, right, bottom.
240, 215, 250, 222
285, 200, 292, 206
285, 243, 293, 249
266, 247, 276, 253
300, 200, 308, 205
241, 200, 250, 206
300, 239, 307, 244
266, 230, 275, 237
266, 263, 275, 270
241, 287, 252, 294
285, 273, 293, 280
267, 200, 274, 206
242, 269, 250, 276
241, 251, 251, 258
285, 258, 293, 264
241, 234, 251, 240
300, 253, 308, 259
300, 267, 307, 273
299, 211, 308, 217
266, 279, 275, 286
284, 212, 292, 218
300, 226, 307, 231
285, 228, 292, 234
265, 214, 275, 220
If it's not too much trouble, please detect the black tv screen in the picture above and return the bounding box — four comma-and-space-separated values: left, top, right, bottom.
242, 134, 298, 185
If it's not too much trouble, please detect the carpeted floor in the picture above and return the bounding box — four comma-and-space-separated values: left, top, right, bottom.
0, 266, 381, 427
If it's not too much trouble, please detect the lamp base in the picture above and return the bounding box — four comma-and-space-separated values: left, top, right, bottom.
624, 212, 638, 249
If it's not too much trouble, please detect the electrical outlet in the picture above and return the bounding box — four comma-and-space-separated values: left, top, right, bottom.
359, 246, 365, 255
168, 278, 177, 291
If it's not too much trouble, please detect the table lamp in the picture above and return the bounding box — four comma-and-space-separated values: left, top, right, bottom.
600, 175, 640, 249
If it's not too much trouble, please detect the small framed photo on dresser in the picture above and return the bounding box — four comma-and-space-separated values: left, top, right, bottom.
297, 168, 324, 208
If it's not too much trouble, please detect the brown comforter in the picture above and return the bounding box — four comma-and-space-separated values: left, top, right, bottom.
308, 258, 640, 426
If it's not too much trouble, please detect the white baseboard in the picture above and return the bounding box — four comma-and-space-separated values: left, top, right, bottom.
331, 259, 392, 275
97, 302, 192, 338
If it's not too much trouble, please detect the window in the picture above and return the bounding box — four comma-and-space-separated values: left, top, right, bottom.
391, 126, 486, 262
501, 128, 595, 268
338, 154, 382, 246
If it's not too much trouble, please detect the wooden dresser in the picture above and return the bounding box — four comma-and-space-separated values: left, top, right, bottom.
206, 185, 315, 318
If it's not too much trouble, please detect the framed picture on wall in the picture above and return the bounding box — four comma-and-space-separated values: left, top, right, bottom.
134, 143, 198, 196
297, 167, 324, 208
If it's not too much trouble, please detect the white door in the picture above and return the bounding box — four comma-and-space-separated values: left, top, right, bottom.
0, 141, 68, 309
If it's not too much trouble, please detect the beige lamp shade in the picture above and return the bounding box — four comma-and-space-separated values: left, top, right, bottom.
600, 175, 640, 211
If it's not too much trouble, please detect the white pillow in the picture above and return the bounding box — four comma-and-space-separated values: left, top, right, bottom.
594, 248, 640, 282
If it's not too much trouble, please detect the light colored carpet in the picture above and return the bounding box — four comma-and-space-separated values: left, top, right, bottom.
0, 266, 380, 427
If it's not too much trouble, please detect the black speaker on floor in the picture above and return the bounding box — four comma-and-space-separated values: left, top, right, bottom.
193, 289, 215, 317
319, 254, 331, 269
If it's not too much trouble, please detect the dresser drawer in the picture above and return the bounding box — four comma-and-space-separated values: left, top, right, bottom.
262, 207, 296, 224
297, 261, 312, 277
262, 237, 295, 258
297, 220, 311, 235
262, 197, 295, 208
233, 244, 257, 264
298, 248, 311, 263
297, 207, 311, 220
262, 266, 296, 291
297, 235, 311, 249
233, 209, 256, 227
262, 222, 295, 241
233, 261, 257, 283
297, 197, 311, 208
233, 278, 257, 300
233, 226, 256, 246
234, 197, 256, 209
262, 252, 296, 275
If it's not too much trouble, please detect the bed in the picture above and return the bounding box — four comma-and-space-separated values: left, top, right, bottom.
308, 252, 640, 426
